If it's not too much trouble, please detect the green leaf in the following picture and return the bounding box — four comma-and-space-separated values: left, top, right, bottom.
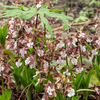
19, 8, 37, 20
72, 96, 80, 100
82, 69, 93, 100
0, 5, 20, 9
3, 89, 12, 100
96, 54, 100, 66
0, 89, 12, 100
40, 13, 53, 38
85, 42, 92, 50
84, 69, 93, 88
2, 10, 22, 18
32, 78, 46, 93
45, 11, 73, 20
89, 0, 95, 5
71, 71, 85, 90
44, 11, 73, 30
50, 8, 62, 12
2, 22, 8, 48
75, 71, 85, 90
89, 69, 100, 87
0, 96, 3, 100
0, 28, 3, 45
54, 92, 67, 100
0, 22, 8, 48
3, 49, 17, 62
42, 2, 49, 8
37, 8, 49, 14
1, 7, 37, 19
93, 63, 100, 80
61, 18, 68, 30
21, 5, 29, 11
74, 16, 88, 23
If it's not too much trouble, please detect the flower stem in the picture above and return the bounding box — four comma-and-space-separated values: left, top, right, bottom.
35, 14, 38, 29
36, 53, 39, 70
65, 44, 69, 68
0, 61, 4, 94
76, 89, 95, 92
66, 56, 69, 68
48, 57, 50, 71
48, 51, 51, 71
1, 71, 4, 94
79, 45, 83, 67
25, 66, 28, 83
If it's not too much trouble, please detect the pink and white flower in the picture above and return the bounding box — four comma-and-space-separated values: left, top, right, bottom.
14, 41, 17, 49
81, 46, 86, 52
30, 63, 35, 69
67, 88, 75, 97
0, 66, 4, 72
25, 57, 31, 65
46, 34, 51, 39
60, 51, 67, 58
86, 38, 92, 42
89, 56, 93, 61
33, 71, 39, 78
6, 44, 10, 50
55, 77, 60, 84
57, 59, 63, 64
63, 69, 71, 76
91, 50, 98, 56
47, 86, 55, 96
76, 67, 84, 73
35, 79, 40, 86
9, 20, 14, 24
72, 58, 77, 65
72, 38, 77, 46
0, 66, 4, 76
43, 61, 49, 68
36, 2, 42, 8
78, 33, 85, 38
12, 32, 17, 38
25, 27, 31, 34
20, 49, 27, 58
15, 59, 22, 67
27, 41, 34, 48
96, 40, 100, 45
55, 42, 64, 50
38, 50, 44, 57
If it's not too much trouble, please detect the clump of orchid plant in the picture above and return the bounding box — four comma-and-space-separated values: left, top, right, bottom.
0, 0, 100, 100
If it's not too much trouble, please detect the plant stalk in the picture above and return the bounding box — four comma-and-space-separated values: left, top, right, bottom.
36, 53, 39, 70
26, 90, 32, 100
48, 58, 50, 71
35, 14, 38, 29
1, 71, 4, 94
0, 60, 4, 94
79, 45, 83, 67
65, 44, 69, 68
77, 89, 95, 92
48, 52, 51, 71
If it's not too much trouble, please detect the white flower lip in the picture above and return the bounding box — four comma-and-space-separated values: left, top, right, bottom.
47, 86, 55, 96
15, 59, 22, 67
25, 57, 31, 65
67, 89, 75, 97
72, 58, 77, 65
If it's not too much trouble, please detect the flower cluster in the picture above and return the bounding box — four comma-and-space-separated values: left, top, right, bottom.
3, 5, 100, 99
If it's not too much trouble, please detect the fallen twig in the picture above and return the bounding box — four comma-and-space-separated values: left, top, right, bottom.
25, 83, 33, 100
53, 20, 99, 31
18, 83, 33, 100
